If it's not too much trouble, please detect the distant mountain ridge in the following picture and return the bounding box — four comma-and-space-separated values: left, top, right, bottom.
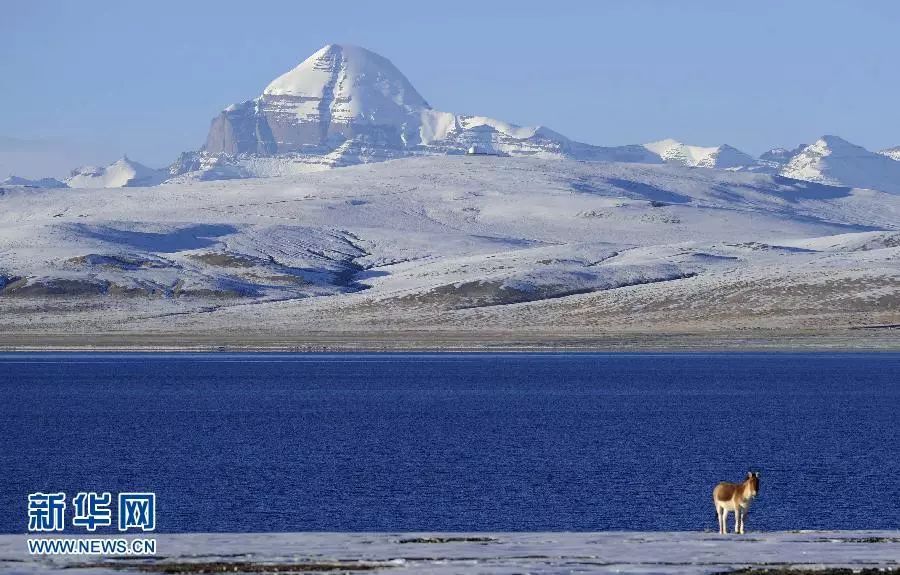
9, 44, 900, 194
1, 175, 67, 188
170, 44, 900, 195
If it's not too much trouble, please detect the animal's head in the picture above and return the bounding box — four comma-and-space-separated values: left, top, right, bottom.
746, 471, 760, 497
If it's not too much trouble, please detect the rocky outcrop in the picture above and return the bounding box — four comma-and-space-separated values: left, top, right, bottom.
204, 44, 428, 157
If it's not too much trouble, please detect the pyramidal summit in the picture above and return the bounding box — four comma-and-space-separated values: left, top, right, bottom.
169, 44, 660, 181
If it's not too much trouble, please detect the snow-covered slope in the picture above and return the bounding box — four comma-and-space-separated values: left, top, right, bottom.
879, 146, 900, 161
1, 156, 897, 336
179, 44, 659, 180
780, 135, 900, 194
1, 175, 67, 188
759, 144, 806, 170
644, 139, 762, 171
66, 157, 166, 188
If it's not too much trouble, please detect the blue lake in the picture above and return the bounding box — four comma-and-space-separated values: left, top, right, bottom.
1, 353, 898, 533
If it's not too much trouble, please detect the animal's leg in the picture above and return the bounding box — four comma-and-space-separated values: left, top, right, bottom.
735, 507, 743, 534
721, 509, 729, 534
716, 505, 723, 533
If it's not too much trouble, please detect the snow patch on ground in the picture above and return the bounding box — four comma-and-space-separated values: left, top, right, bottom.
1, 156, 898, 334
1, 531, 898, 575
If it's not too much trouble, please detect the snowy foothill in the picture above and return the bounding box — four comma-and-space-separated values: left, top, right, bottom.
0, 155, 898, 344
65, 156, 166, 189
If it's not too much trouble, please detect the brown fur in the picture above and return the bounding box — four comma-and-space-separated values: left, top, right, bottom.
713, 472, 760, 534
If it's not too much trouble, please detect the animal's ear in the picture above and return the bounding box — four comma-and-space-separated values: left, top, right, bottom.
747, 470, 753, 477
754, 472, 760, 478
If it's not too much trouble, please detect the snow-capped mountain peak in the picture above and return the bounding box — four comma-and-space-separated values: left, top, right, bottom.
780, 135, 900, 194
11, 43, 900, 201
878, 146, 900, 162
150, 44, 900, 195
187, 44, 661, 178
643, 139, 759, 170
263, 44, 430, 114
805, 135, 868, 157
205, 44, 431, 157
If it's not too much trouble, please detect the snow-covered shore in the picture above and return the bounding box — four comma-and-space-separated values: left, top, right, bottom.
3, 531, 898, 574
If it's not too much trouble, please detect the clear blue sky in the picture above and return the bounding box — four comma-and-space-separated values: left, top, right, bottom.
3, 0, 899, 176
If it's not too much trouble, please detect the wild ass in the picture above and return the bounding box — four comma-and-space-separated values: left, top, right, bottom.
713, 471, 760, 534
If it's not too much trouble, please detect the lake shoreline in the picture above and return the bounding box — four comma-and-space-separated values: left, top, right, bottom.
3, 531, 899, 575
0, 328, 897, 352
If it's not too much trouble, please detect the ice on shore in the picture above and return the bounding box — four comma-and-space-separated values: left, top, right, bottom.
2, 531, 898, 574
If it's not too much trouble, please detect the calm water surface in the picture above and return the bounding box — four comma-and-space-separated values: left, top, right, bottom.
1, 353, 898, 533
